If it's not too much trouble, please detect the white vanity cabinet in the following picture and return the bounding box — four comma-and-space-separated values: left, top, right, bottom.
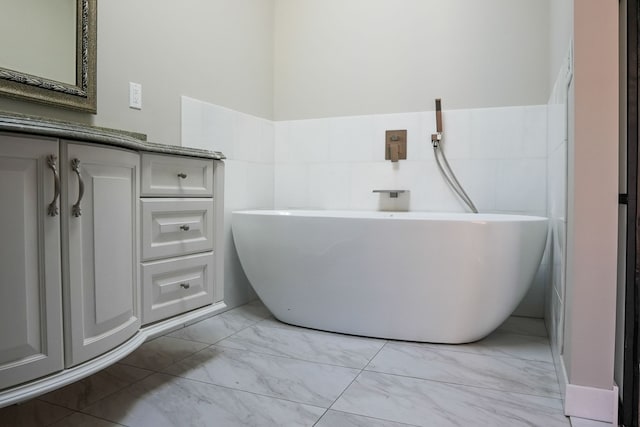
140, 153, 215, 325
61, 143, 140, 367
0, 115, 224, 408
0, 134, 64, 389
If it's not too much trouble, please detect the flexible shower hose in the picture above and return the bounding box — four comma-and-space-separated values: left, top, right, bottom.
433, 139, 478, 213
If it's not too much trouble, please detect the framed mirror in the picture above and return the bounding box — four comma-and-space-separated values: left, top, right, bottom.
0, 0, 97, 113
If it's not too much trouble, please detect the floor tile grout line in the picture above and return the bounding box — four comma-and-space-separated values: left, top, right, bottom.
168, 342, 368, 372
41, 366, 156, 413
323, 408, 423, 427
384, 341, 556, 366
60, 410, 130, 427
360, 369, 564, 402
148, 371, 329, 411
319, 339, 390, 421
210, 340, 375, 370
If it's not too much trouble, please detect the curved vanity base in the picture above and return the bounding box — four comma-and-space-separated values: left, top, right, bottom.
233, 210, 548, 344
0, 302, 226, 409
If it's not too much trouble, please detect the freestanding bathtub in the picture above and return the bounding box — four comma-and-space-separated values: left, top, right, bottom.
232, 210, 548, 343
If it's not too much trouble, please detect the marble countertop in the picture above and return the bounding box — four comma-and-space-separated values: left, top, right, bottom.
0, 111, 225, 160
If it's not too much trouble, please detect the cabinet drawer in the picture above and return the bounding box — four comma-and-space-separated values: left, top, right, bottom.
141, 199, 213, 261
142, 153, 213, 197
142, 252, 214, 324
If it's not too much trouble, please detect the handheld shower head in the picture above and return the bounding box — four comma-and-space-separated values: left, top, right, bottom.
435, 98, 443, 133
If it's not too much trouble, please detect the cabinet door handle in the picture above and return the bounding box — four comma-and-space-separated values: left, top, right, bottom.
180, 283, 190, 289
71, 159, 84, 217
177, 173, 187, 179
179, 225, 190, 231
46, 155, 60, 217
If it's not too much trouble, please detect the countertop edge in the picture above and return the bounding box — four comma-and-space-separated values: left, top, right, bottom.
0, 112, 226, 160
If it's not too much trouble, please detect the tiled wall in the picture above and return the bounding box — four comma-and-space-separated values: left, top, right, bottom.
545, 54, 571, 363
181, 96, 550, 318
274, 107, 547, 215
181, 96, 274, 309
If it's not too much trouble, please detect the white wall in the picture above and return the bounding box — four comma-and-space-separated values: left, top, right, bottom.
559, 2, 619, 422
274, 0, 550, 120
0, 0, 275, 146
549, 0, 574, 89
615, 0, 627, 398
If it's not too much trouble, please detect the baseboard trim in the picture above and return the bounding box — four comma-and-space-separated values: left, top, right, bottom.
565, 383, 619, 423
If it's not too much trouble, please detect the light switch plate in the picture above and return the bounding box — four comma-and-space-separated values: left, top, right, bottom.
129, 82, 142, 110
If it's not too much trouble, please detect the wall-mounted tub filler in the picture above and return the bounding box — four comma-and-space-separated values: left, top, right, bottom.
431, 98, 478, 213
373, 189, 408, 198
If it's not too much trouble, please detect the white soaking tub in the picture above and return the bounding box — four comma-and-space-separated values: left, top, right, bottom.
232, 210, 548, 343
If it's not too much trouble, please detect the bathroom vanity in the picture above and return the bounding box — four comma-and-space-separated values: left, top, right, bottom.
0, 113, 225, 407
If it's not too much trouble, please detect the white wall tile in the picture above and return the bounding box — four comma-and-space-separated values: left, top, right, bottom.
448, 158, 498, 213
547, 102, 565, 155
439, 109, 472, 159
260, 120, 275, 164
274, 121, 291, 163
328, 116, 375, 162
470, 107, 525, 159
523, 105, 548, 158
307, 163, 351, 209
203, 102, 236, 159
290, 119, 330, 163
234, 112, 262, 162
495, 158, 547, 213
274, 163, 308, 208
224, 160, 249, 210
246, 163, 274, 209
181, 96, 207, 150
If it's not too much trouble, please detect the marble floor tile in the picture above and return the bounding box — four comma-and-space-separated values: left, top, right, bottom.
497, 316, 548, 337
407, 330, 553, 363
241, 299, 273, 320
119, 336, 209, 371
83, 373, 325, 427
367, 343, 560, 397
216, 323, 385, 369
315, 410, 420, 426
570, 417, 614, 427
49, 412, 124, 427
0, 400, 72, 427
333, 371, 571, 427
254, 317, 303, 331
168, 304, 268, 344
163, 345, 359, 407
40, 363, 153, 410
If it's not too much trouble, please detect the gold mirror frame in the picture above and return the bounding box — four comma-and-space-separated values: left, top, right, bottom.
0, 0, 97, 113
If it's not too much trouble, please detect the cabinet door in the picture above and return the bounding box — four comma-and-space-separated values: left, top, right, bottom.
0, 134, 63, 388
63, 143, 140, 367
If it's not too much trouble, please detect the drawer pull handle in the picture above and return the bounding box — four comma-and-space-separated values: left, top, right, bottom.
180, 283, 190, 289
71, 159, 84, 217
177, 173, 187, 179
47, 155, 60, 217
179, 225, 190, 231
